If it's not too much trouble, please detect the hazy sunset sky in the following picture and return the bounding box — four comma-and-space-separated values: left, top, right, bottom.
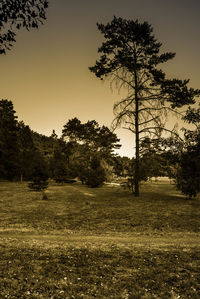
1, 0, 200, 157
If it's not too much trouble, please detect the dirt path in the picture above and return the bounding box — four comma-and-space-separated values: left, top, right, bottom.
0, 231, 199, 251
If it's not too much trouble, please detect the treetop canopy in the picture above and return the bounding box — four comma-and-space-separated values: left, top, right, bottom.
89, 16, 200, 109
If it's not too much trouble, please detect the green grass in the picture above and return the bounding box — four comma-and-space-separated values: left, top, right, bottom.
0, 180, 200, 298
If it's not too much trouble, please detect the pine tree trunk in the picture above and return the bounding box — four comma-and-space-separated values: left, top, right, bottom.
20, 173, 23, 184
134, 96, 140, 197
134, 59, 140, 197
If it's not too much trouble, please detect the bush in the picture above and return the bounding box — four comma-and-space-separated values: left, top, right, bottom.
85, 166, 106, 188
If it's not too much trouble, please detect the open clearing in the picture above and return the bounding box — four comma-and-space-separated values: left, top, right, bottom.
0, 180, 200, 298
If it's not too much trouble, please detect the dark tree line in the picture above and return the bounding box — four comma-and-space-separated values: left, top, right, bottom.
0, 99, 48, 183
0, 99, 122, 188
0, 98, 199, 197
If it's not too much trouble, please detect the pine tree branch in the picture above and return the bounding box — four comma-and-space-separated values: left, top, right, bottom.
139, 126, 183, 140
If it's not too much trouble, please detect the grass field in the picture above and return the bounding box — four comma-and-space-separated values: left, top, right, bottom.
0, 180, 200, 298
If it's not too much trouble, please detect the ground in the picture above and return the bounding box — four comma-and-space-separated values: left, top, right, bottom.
0, 180, 199, 298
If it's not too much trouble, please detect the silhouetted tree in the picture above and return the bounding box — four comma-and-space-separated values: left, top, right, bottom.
0, 99, 19, 180
90, 16, 200, 196
0, 0, 48, 54
62, 117, 121, 155
62, 118, 121, 184
50, 129, 58, 140
17, 121, 37, 182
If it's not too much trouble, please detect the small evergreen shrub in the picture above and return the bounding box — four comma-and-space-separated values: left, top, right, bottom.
85, 167, 106, 188
84, 156, 106, 188
28, 159, 49, 191
28, 179, 48, 191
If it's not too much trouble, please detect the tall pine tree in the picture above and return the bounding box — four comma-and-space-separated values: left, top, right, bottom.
90, 17, 200, 196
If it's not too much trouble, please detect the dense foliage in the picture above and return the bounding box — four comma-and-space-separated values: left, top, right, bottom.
176, 151, 200, 199
61, 117, 121, 186
175, 106, 200, 198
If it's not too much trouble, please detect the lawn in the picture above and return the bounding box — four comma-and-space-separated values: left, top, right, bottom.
0, 180, 200, 298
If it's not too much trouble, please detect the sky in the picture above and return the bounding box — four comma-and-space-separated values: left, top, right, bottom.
1, 0, 200, 157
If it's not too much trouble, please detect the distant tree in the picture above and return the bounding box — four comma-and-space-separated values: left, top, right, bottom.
90, 16, 200, 196
0, 0, 48, 54
50, 148, 75, 183
112, 155, 131, 178
28, 152, 49, 191
62, 117, 121, 155
62, 117, 121, 184
53, 162, 69, 183
31, 130, 59, 161
140, 153, 166, 180
62, 117, 83, 143
50, 129, 58, 140
121, 157, 150, 192
0, 99, 19, 180
139, 137, 173, 179
48, 133, 77, 182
